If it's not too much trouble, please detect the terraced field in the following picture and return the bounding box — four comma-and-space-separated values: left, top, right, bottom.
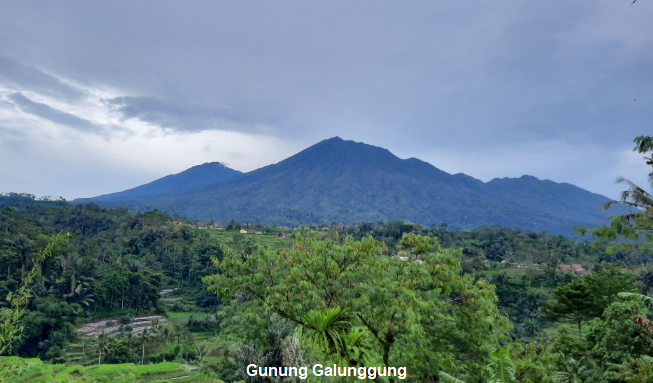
0, 357, 222, 383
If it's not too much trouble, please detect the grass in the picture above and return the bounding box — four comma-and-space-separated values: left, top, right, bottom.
0, 357, 221, 383
167, 312, 207, 319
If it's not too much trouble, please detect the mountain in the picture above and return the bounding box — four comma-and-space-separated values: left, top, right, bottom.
88, 162, 241, 201
80, 137, 629, 235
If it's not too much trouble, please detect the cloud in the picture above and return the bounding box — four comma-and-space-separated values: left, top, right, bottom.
8, 92, 100, 133
0, 57, 86, 100
106, 96, 280, 133
0, 1, 652, 200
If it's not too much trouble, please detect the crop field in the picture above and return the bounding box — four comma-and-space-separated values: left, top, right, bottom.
0, 357, 220, 383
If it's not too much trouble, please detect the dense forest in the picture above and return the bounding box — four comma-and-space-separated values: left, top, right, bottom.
2, 137, 653, 382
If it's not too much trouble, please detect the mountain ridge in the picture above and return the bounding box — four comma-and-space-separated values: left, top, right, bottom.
79, 137, 629, 235
88, 161, 242, 201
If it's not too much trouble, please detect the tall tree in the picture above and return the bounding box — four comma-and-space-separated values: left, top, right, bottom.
205, 231, 508, 381
578, 135, 653, 252
546, 279, 597, 341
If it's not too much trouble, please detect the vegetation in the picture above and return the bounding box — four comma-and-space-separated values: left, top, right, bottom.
1, 136, 653, 382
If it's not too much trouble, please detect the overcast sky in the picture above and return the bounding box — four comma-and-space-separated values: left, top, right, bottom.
1, 1, 652, 200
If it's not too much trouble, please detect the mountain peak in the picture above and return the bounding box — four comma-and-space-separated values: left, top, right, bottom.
80, 162, 241, 200
81, 138, 624, 235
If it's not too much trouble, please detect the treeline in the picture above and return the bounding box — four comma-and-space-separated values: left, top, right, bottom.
0, 193, 222, 358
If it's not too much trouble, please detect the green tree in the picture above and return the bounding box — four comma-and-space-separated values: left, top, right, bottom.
577, 135, 653, 252
546, 279, 597, 341
586, 300, 651, 363
0, 232, 70, 355
137, 328, 150, 365
91, 331, 110, 365
205, 231, 508, 381
156, 325, 174, 362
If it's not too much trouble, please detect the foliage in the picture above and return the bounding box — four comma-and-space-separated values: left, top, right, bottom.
586, 300, 651, 364
577, 135, 653, 252
205, 231, 509, 382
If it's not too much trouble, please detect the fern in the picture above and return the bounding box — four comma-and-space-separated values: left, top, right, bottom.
438, 371, 467, 383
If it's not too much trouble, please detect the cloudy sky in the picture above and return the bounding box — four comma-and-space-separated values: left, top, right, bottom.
1, 1, 652, 200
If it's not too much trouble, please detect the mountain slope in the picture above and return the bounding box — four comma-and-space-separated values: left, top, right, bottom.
88, 162, 241, 201
82, 137, 629, 235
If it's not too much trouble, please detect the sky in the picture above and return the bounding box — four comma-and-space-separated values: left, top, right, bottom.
0, 1, 652, 200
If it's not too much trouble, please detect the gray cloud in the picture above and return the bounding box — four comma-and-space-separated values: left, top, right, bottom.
8, 93, 99, 133
0, 57, 86, 100
0, 1, 651, 199
106, 96, 282, 132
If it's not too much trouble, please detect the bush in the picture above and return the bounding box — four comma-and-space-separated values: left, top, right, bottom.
120, 315, 132, 325
106, 320, 115, 326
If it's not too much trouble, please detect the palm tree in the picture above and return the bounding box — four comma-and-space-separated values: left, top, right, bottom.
157, 325, 174, 362
65, 287, 95, 307
91, 331, 110, 365
137, 328, 150, 365
195, 342, 209, 362
172, 324, 188, 344
3, 235, 34, 275
603, 136, 653, 234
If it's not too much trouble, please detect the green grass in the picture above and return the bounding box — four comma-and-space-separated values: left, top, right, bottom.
0, 357, 221, 383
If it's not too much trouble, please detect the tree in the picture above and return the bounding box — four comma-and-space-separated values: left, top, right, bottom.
172, 323, 189, 345
577, 135, 653, 252
0, 232, 71, 355
195, 342, 209, 361
546, 279, 597, 341
586, 300, 650, 363
205, 231, 508, 381
582, 266, 634, 314
0, 207, 13, 233
91, 331, 110, 365
156, 325, 174, 362
137, 328, 150, 365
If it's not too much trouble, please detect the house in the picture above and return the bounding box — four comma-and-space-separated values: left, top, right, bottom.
240, 229, 248, 234
571, 264, 583, 272
255, 231, 263, 235
484, 260, 490, 266
169, 220, 183, 226
278, 233, 287, 238
560, 264, 593, 275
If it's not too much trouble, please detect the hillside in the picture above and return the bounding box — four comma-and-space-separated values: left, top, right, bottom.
89, 162, 241, 201
80, 137, 630, 235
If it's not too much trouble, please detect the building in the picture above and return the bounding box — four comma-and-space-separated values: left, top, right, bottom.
559, 264, 593, 275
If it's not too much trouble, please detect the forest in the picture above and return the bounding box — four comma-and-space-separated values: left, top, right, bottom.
1, 137, 653, 382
